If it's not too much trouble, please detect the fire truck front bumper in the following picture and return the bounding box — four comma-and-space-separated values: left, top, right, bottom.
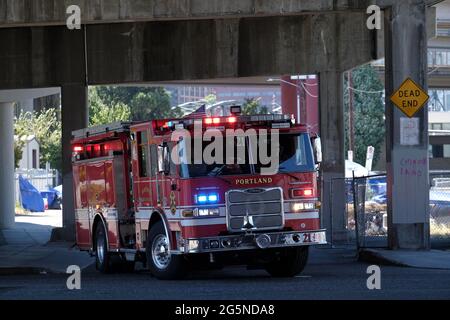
175, 229, 327, 254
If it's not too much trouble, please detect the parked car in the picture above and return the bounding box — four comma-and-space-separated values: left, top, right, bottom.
370, 194, 387, 204
40, 190, 61, 210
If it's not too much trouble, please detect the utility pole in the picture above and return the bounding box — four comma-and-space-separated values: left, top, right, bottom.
348, 71, 355, 155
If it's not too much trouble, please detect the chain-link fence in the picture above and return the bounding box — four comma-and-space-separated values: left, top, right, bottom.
340, 172, 450, 249
350, 175, 388, 249
430, 171, 450, 245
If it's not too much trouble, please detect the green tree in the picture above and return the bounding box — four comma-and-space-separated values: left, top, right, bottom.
203, 94, 217, 106
15, 108, 62, 169
130, 88, 182, 121
89, 87, 131, 125
14, 118, 26, 169
241, 98, 268, 115
14, 142, 24, 169
91, 86, 181, 121
344, 64, 385, 167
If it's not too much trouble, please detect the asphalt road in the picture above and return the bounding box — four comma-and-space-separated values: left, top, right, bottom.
1, 247, 449, 300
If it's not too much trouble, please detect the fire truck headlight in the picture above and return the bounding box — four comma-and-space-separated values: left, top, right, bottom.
196, 208, 220, 217
292, 202, 315, 212
208, 208, 220, 216
304, 203, 315, 210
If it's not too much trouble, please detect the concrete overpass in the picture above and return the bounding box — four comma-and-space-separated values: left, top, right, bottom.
0, 0, 438, 249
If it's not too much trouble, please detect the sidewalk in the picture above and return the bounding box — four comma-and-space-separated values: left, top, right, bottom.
359, 248, 450, 270
0, 211, 94, 275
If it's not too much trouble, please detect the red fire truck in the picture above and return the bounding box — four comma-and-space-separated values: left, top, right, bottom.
71, 107, 326, 279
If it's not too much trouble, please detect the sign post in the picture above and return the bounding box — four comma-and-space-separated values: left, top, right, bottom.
365, 146, 374, 172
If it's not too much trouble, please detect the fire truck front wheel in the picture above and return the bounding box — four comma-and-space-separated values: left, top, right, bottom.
264, 246, 309, 277
146, 221, 187, 280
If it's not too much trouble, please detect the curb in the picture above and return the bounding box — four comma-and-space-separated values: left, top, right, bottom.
0, 263, 94, 276
0, 267, 51, 276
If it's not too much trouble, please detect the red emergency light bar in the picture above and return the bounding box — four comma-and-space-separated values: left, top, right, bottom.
153, 114, 294, 134
204, 117, 237, 125
205, 117, 221, 125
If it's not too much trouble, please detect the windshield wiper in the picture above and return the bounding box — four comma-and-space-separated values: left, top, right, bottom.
206, 165, 232, 184
208, 164, 226, 177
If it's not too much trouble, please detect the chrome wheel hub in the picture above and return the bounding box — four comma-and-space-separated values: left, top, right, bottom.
151, 234, 171, 269
97, 232, 105, 263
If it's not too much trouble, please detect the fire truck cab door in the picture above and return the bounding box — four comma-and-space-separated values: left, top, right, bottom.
157, 143, 179, 217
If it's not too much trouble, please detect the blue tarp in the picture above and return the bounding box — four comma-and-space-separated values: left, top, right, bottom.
19, 175, 44, 212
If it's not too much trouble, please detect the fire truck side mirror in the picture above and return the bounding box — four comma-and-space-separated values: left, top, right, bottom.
313, 137, 322, 164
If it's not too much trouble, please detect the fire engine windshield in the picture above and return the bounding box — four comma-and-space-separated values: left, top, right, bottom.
178, 133, 315, 178
255, 133, 315, 174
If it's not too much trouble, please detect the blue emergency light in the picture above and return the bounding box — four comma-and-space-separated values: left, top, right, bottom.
195, 193, 219, 204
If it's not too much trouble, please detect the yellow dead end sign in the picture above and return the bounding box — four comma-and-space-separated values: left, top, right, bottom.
390, 78, 429, 118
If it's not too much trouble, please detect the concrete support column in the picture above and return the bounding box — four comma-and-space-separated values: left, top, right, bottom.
0, 102, 15, 229
319, 71, 347, 242
384, 1, 430, 249
55, 84, 88, 241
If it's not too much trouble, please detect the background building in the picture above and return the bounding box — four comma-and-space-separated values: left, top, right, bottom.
428, 0, 450, 170
16, 135, 40, 170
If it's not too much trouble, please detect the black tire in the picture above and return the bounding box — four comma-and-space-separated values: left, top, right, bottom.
146, 221, 187, 280
264, 246, 309, 277
94, 222, 111, 273
95, 223, 136, 273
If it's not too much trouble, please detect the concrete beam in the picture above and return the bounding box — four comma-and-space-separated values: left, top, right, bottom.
384, 0, 430, 249
0, 0, 393, 28
237, 13, 374, 77
87, 13, 374, 82
0, 1, 443, 29
0, 26, 86, 89
0, 13, 375, 89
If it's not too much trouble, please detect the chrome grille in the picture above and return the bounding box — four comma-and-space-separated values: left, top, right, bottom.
226, 187, 284, 232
